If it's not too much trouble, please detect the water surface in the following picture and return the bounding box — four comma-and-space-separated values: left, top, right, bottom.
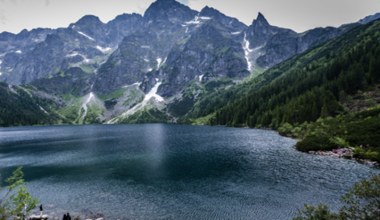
0, 124, 378, 219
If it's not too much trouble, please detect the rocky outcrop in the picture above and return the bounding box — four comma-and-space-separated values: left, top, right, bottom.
244, 13, 355, 69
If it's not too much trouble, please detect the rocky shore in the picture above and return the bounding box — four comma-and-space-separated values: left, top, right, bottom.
28, 207, 106, 220
308, 148, 379, 167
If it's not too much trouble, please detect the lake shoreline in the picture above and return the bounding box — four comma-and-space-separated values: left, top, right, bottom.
1, 124, 379, 219
1, 122, 379, 168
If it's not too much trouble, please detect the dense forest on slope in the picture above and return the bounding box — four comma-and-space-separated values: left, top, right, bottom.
0, 83, 62, 126
279, 105, 380, 162
211, 20, 380, 127
204, 20, 380, 162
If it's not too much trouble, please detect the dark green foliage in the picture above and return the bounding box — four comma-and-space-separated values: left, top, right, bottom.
291, 107, 380, 162
296, 135, 336, 152
294, 174, 380, 220
294, 204, 340, 220
31, 67, 91, 97
212, 21, 380, 128
340, 175, 380, 220
0, 167, 38, 220
0, 83, 61, 127
120, 108, 171, 124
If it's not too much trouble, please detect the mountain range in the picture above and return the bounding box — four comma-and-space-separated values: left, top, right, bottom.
0, 0, 379, 127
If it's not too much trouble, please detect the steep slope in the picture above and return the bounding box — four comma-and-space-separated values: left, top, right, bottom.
202, 19, 380, 162
212, 20, 380, 127
0, 13, 143, 85
0, 82, 63, 126
244, 13, 360, 70
0, 0, 378, 126
93, 0, 198, 94
156, 20, 248, 97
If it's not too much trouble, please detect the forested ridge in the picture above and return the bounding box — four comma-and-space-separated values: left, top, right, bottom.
0, 83, 61, 126
212, 20, 380, 127
206, 20, 380, 162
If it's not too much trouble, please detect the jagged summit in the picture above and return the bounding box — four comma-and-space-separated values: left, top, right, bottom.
359, 12, 380, 24
143, 0, 197, 25
144, 0, 194, 18
110, 13, 141, 22
252, 12, 270, 26
199, 5, 246, 30
74, 15, 103, 26
200, 6, 219, 15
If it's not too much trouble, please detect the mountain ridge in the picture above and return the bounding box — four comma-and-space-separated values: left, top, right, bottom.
0, 0, 379, 126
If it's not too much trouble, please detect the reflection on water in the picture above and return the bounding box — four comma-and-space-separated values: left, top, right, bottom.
0, 124, 378, 219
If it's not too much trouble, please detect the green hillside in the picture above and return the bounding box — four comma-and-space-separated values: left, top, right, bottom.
208, 20, 380, 162
0, 83, 63, 127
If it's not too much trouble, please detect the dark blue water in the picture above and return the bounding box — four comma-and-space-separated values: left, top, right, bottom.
0, 124, 378, 219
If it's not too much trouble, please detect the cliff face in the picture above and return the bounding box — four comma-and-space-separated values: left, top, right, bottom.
0, 0, 375, 125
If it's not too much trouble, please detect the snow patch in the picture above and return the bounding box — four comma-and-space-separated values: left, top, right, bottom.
79, 92, 95, 122
156, 58, 163, 69
199, 16, 212, 20
96, 45, 112, 53
243, 33, 253, 72
123, 82, 142, 88
66, 52, 93, 64
185, 16, 212, 26
83, 57, 91, 63
144, 58, 149, 62
143, 81, 164, 103
199, 74, 204, 82
111, 81, 165, 123
66, 52, 80, 57
77, 31, 95, 41
141, 45, 151, 49
231, 31, 241, 35
15, 50, 22, 54
39, 105, 49, 115
0, 59, 2, 74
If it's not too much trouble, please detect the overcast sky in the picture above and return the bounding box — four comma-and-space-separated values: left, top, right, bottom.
0, 0, 379, 34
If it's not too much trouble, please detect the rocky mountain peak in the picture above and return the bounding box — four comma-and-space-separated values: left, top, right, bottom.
72, 15, 103, 27
110, 13, 142, 23
144, 0, 197, 23
359, 12, 380, 24
199, 6, 219, 16
199, 5, 246, 31
252, 12, 270, 27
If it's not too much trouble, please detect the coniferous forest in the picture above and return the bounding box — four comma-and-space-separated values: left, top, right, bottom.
210, 20, 380, 162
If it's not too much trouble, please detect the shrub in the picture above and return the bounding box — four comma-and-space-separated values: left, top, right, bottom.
296, 134, 336, 152
294, 175, 380, 220
0, 167, 38, 220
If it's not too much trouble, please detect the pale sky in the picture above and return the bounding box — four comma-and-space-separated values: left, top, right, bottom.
0, 0, 379, 34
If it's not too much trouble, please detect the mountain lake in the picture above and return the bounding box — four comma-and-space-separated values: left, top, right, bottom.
0, 124, 378, 219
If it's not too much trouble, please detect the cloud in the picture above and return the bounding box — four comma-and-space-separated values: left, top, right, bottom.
45, 0, 50, 6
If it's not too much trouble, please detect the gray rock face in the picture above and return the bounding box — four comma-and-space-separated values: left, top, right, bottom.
244, 13, 354, 69
156, 20, 248, 97
31, 67, 93, 96
359, 13, 380, 24
93, 0, 198, 94
0, 12, 144, 85
199, 6, 247, 32
0, 0, 374, 123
